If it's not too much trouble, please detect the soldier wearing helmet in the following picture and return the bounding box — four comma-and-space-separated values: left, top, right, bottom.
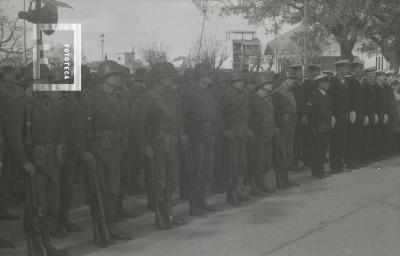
219, 69, 253, 205
49, 67, 83, 238
181, 64, 218, 216
134, 62, 187, 229
272, 72, 300, 189
248, 71, 277, 196
2, 62, 69, 256
74, 60, 131, 243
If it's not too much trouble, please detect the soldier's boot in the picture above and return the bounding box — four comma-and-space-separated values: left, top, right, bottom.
276, 169, 289, 190
257, 181, 276, 194
201, 202, 217, 212
0, 237, 14, 249
44, 230, 69, 256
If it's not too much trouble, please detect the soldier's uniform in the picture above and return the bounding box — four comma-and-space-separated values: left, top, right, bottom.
272, 76, 299, 189
374, 71, 387, 159
328, 60, 350, 173
219, 70, 252, 205
182, 65, 218, 215
3, 63, 68, 256
0, 66, 21, 221
346, 61, 365, 169
290, 65, 307, 170
211, 71, 232, 193
248, 72, 276, 195
306, 75, 332, 178
74, 60, 131, 240
361, 68, 376, 164
383, 71, 396, 157
134, 62, 186, 229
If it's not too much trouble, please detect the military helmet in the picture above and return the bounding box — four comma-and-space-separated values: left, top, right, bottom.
147, 62, 177, 84
24, 62, 52, 81
255, 71, 274, 85
231, 70, 246, 82
97, 60, 125, 81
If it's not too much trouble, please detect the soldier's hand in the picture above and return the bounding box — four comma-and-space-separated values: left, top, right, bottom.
383, 114, 389, 124
331, 116, 336, 129
349, 111, 356, 124
374, 114, 379, 124
81, 152, 96, 169
223, 130, 235, 140
22, 162, 35, 176
363, 116, 369, 127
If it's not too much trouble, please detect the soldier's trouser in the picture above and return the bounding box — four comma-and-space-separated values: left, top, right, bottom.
374, 120, 385, 158
275, 127, 294, 186
95, 157, 121, 223
329, 116, 347, 171
212, 132, 225, 192
293, 120, 306, 165
346, 121, 362, 167
309, 131, 329, 177
224, 137, 247, 199
188, 135, 215, 214
0, 162, 9, 210
361, 119, 374, 163
251, 139, 272, 189
59, 147, 78, 222
151, 142, 179, 228
117, 150, 135, 207
384, 119, 394, 156
35, 166, 61, 227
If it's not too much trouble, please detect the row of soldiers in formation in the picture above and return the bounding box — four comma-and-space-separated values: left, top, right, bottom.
0, 58, 400, 255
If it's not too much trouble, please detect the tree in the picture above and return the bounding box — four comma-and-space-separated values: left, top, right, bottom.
140, 41, 169, 67
184, 37, 229, 69
199, 0, 373, 59
361, 0, 400, 72
0, 8, 24, 65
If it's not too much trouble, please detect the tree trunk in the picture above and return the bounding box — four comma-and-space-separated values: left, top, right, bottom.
339, 42, 354, 60
381, 45, 400, 75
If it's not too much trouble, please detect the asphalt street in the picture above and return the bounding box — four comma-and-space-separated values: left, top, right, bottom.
2, 157, 400, 256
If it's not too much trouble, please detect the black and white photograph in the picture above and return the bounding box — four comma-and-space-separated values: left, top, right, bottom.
1, 0, 400, 255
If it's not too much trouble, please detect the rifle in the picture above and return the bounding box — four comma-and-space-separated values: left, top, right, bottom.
83, 99, 112, 248
23, 101, 48, 256
85, 162, 112, 248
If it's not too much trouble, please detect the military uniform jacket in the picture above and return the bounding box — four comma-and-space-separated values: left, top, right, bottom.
348, 77, 365, 121
374, 83, 386, 116
249, 93, 275, 140
292, 81, 306, 116
327, 76, 349, 119
219, 86, 250, 131
362, 79, 376, 117
272, 89, 297, 128
383, 84, 396, 117
182, 85, 217, 141
74, 88, 129, 166
307, 89, 332, 134
303, 78, 317, 103
3, 92, 64, 167
134, 90, 182, 154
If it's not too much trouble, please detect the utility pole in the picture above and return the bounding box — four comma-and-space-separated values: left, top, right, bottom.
303, 0, 309, 75
274, 15, 278, 72
34, 0, 42, 81
23, 0, 27, 65
100, 33, 105, 61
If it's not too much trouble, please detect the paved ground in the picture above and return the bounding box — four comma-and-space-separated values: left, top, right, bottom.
1, 157, 400, 256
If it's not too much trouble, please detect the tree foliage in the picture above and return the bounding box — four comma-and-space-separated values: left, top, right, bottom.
184, 37, 229, 69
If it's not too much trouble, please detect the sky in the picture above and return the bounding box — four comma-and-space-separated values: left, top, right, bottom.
4, 0, 293, 63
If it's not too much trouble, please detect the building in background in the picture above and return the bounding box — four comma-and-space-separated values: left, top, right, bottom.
225, 31, 261, 71
110, 47, 143, 72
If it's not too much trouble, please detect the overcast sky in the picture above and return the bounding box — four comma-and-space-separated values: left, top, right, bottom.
5, 0, 293, 62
